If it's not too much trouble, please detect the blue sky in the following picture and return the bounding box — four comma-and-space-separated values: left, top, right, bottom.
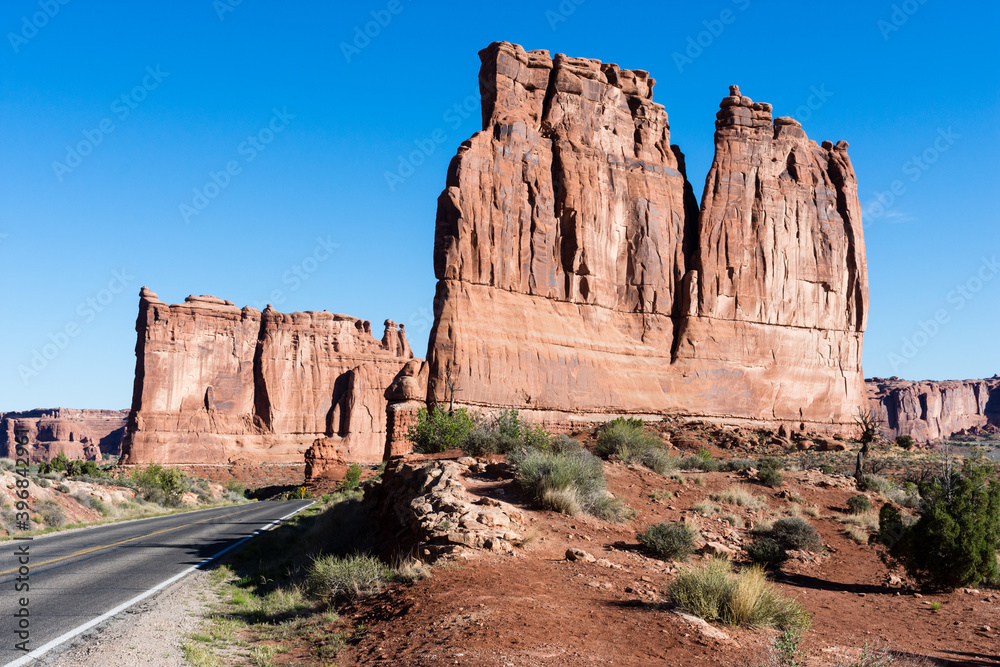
1, 0, 997, 411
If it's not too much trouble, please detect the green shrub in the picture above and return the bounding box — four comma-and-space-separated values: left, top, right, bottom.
131, 464, 189, 506
36, 478, 51, 488
819, 464, 836, 475
745, 536, 788, 569
680, 455, 720, 472
720, 459, 756, 472
90, 497, 110, 516
640, 447, 680, 475
638, 521, 697, 560
711, 485, 769, 512
306, 554, 393, 601
696, 447, 712, 461
769, 517, 822, 551
757, 457, 784, 471
879, 457, 1000, 590
595, 418, 665, 463
56, 484, 70, 493
36, 500, 65, 528
669, 559, 810, 630
895, 435, 916, 450
513, 448, 628, 522
550, 434, 583, 455
407, 407, 476, 454
758, 467, 784, 488
224, 479, 247, 497
340, 464, 362, 491
858, 474, 893, 494
847, 495, 872, 515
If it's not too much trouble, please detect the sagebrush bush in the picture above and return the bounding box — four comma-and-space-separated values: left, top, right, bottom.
550, 434, 583, 455
879, 457, 1000, 590
595, 418, 668, 469
847, 495, 872, 515
680, 456, 720, 472
895, 435, 916, 450
757, 457, 784, 471
306, 554, 393, 601
721, 459, 756, 472
758, 467, 784, 489
858, 474, 893, 494
638, 521, 698, 560
669, 559, 810, 630
462, 409, 550, 456
819, 464, 836, 475
513, 448, 629, 522
769, 517, 823, 551
407, 407, 475, 454
745, 536, 788, 569
36, 500, 65, 528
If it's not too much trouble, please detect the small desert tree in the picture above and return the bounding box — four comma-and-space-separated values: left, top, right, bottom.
854, 408, 881, 482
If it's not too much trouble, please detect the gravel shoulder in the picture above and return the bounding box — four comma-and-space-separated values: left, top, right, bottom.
46, 568, 216, 667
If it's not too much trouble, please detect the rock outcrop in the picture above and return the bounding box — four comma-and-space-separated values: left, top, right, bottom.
868, 376, 1000, 442
0, 409, 128, 462
426, 42, 868, 433
366, 455, 524, 561
124, 288, 414, 467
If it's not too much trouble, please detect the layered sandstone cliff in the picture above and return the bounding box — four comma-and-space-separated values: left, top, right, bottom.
0, 409, 128, 462
868, 376, 1000, 442
124, 288, 413, 466
426, 42, 868, 431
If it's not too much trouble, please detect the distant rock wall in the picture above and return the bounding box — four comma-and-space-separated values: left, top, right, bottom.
0, 409, 128, 462
426, 42, 868, 433
867, 377, 1000, 442
124, 288, 414, 466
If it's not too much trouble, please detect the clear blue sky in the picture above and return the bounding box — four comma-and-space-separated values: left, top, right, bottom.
1, 0, 997, 411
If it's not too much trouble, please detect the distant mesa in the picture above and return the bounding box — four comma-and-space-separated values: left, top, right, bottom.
123, 289, 416, 474
0, 409, 128, 463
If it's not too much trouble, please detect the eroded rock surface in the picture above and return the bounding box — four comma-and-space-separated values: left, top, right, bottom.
426, 43, 869, 433
0, 409, 128, 462
868, 376, 1000, 442
367, 456, 523, 561
124, 288, 414, 466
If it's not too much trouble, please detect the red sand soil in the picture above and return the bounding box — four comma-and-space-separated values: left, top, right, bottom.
274, 457, 1000, 666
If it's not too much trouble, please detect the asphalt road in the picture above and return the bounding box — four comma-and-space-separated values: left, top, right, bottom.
0, 500, 313, 666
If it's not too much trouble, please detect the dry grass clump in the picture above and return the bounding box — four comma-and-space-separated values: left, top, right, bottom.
669, 559, 810, 630
711, 485, 769, 512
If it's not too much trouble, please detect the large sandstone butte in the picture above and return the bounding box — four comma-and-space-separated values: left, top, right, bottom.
124, 288, 414, 467
868, 376, 1000, 442
426, 42, 868, 432
0, 409, 128, 462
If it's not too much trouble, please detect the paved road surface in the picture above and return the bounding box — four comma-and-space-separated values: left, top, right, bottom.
0, 500, 313, 666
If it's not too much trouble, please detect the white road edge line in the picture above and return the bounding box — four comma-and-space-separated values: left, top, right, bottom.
4, 500, 316, 667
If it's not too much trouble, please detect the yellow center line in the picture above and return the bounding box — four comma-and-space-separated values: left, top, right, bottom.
0, 505, 265, 576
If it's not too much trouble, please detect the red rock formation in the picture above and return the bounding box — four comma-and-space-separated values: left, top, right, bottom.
384, 359, 429, 459
0, 409, 128, 463
426, 42, 868, 432
868, 376, 1000, 442
124, 288, 414, 467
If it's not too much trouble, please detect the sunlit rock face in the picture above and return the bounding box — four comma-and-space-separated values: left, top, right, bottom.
124, 288, 413, 466
426, 42, 868, 433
